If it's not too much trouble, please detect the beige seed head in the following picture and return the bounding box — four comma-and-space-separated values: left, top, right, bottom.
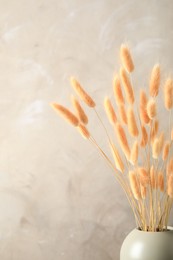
115, 122, 130, 160
50, 103, 79, 126
171, 128, 173, 141
138, 167, 149, 187
113, 74, 125, 105
140, 90, 148, 108
129, 171, 141, 200
110, 142, 124, 173
140, 125, 148, 147
166, 158, 173, 177
141, 186, 147, 199
118, 105, 127, 124
120, 67, 134, 104
71, 95, 88, 125
147, 99, 157, 119
127, 107, 139, 137
167, 174, 173, 198
162, 141, 170, 161
120, 44, 134, 73
158, 172, 164, 192
151, 120, 159, 144
104, 97, 117, 125
77, 124, 90, 139
149, 64, 161, 97
70, 77, 96, 107
158, 132, 164, 152
152, 138, 160, 159
164, 78, 173, 110
140, 106, 150, 124
130, 140, 138, 165
150, 165, 157, 189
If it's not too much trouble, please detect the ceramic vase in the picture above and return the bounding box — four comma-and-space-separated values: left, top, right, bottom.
120, 226, 173, 260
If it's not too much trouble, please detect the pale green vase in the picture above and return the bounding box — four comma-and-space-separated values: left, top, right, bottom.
120, 227, 173, 260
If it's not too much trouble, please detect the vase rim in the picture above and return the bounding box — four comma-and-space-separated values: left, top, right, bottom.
135, 226, 173, 233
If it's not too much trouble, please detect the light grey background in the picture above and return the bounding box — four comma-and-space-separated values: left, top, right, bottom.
0, 0, 173, 259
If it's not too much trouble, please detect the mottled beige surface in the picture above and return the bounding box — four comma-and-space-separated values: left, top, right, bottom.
0, 0, 173, 259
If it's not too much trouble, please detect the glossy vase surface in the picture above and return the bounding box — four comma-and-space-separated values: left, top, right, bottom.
120, 227, 173, 260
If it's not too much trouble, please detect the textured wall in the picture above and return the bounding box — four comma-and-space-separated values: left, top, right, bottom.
0, 0, 173, 259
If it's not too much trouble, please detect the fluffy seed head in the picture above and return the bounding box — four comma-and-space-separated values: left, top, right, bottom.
167, 175, 173, 198
164, 78, 173, 110
158, 132, 164, 152
151, 120, 159, 144
147, 99, 157, 119
71, 95, 88, 124
140, 90, 148, 108
113, 75, 124, 105
120, 67, 134, 104
150, 165, 157, 189
158, 172, 164, 192
130, 140, 138, 165
70, 77, 96, 107
138, 167, 149, 187
127, 107, 139, 137
166, 158, 173, 177
140, 106, 150, 124
50, 103, 79, 126
118, 105, 127, 124
77, 124, 90, 139
129, 171, 141, 200
115, 122, 130, 160
152, 138, 160, 159
140, 125, 148, 147
171, 128, 173, 141
104, 97, 117, 125
120, 44, 134, 73
141, 186, 147, 199
162, 141, 170, 161
149, 64, 161, 97
110, 143, 124, 173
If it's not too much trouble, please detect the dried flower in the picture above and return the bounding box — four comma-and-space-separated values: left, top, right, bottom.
140, 106, 150, 124
110, 142, 124, 172
158, 172, 164, 192
115, 122, 130, 160
140, 125, 148, 147
166, 158, 173, 177
127, 107, 139, 137
120, 44, 134, 73
104, 97, 117, 125
130, 140, 138, 165
70, 77, 96, 107
51, 44, 173, 232
118, 105, 127, 124
71, 95, 88, 124
50, 103, 79, 126
164, 78, 173, 110
162, 141, 170, 161
152, 138, 160, 159
120, 67, 134, 104
77, 124, 90, 139
167, 175, 173, 198
149, 64, 160, 97
158, 132, 164, 152
113, 75, 124, 105
138, 167, 149, 187
129, 171, 141, 200
141, 186, 147, 199
147, 99, 157, 119
150, 165, 157, 189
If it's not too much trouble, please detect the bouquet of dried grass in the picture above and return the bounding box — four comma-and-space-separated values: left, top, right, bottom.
50, 44, 173, 232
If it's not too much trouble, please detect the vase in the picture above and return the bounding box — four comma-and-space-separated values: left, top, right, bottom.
120, 226, 173, 260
